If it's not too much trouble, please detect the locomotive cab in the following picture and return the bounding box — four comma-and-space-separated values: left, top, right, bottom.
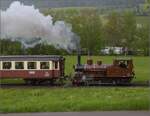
113, 59, 133, 70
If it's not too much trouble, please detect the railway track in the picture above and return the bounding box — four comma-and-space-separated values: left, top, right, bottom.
0, 82, 149, 88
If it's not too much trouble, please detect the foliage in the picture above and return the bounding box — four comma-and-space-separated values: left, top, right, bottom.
103, 11, 149, 55
26, 43, 68, 55
135, 25, 150, 55
121, 12, 137, 49
70, 9, 103, 54
0, 39, 23, 55
0, 39, 68, 55
104, 12, 123, 46
143, 0, 150, 13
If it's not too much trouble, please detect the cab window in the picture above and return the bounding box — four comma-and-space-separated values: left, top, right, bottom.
119, 61, 127, 68
40, 62, 49, 69
15, 62, 24, 69
2, 62, 12, 69
27, 62, 37, 69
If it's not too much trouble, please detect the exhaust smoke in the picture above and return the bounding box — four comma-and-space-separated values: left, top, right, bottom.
0, 1, 79, 51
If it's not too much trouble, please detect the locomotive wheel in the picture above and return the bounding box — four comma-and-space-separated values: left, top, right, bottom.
112, 80, 116, 85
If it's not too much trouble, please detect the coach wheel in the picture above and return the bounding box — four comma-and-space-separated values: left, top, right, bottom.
48, 79, 54, 85
24, 79, 36, 85
24, 79, 29, 85
24, 79, 31, 85
30, 80, 37, 85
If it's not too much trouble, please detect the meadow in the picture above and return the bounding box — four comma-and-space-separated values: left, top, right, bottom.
0, 87, 149, 112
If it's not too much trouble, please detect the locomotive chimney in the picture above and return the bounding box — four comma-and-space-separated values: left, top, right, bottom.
77, 49, 81, 66
74, 34, 81, 66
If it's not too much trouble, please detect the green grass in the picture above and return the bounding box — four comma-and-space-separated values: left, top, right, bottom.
1, 56, 149, 84
0, 87, 149, 112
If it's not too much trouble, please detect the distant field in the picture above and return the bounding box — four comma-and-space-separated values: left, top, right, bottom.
1, 56, 149, 84
0, 87, 149, 112
136, 16, 150, 25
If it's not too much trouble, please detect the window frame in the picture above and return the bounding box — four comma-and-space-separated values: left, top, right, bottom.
40, 61, 50, 70
27, 61, 37, 70
2, 61, 12, 70
15, 61, 24, 70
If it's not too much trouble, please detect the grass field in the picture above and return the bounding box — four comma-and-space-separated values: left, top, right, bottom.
0, 87, 149, 112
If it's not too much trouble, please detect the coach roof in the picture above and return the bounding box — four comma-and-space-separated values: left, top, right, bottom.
0, 55, 64, 61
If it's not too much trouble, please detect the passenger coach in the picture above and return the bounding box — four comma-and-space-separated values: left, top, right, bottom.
0, 55, 65, 84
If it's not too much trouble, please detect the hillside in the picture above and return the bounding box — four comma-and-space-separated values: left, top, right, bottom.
0, 0, 145, 10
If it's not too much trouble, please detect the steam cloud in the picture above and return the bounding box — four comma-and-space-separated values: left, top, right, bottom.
0, 1, 78, 50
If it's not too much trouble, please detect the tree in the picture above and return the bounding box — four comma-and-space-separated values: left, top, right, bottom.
26, 43, 68, 55
0, 39, 23, 55
136, 25, 149, 55
70, 9, 103, 54
143, 0, 150, 13
104, 12, 123, 47
121, 12, 137, 50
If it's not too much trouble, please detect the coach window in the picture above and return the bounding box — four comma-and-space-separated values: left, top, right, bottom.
27, 62, 37, 69
2, 62, 12, 69
40, 62, 49, 69
15, 62, 24, 69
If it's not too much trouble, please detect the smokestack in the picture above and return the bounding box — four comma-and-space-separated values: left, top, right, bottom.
77, 50, 81, 66
74, 34, 81, 66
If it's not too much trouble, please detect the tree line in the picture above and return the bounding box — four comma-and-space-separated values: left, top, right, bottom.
0, 9, 149, 56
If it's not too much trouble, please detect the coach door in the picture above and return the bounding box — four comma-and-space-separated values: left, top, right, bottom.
52, 61, 59, 77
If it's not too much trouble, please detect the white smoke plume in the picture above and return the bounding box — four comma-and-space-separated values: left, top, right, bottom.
0, 1, 78, 50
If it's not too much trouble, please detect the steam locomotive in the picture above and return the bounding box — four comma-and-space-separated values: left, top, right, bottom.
72, 54, 135, 86
0, 54, 135, 85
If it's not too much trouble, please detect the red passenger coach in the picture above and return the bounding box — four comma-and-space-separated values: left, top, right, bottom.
0, 55, 65, 84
